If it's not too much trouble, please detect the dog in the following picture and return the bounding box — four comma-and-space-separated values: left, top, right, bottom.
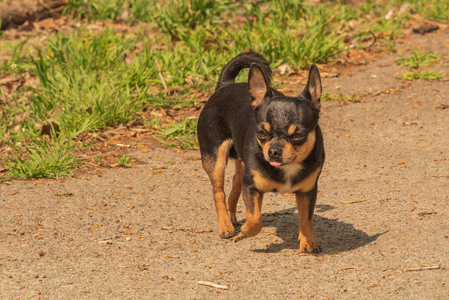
197, 52, 324, 253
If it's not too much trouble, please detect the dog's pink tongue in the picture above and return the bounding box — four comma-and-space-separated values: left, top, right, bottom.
270, 161, 282, 167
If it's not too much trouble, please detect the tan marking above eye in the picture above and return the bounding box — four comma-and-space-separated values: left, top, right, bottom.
263, 122, 271, 133
287, 124, 297, 136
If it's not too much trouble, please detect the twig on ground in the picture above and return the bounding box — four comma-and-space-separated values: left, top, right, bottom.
403, 265, 441, 272
417, 211, 437, 217
340, 200, 366, 204
162, 227, 195, 231
339, 267, 363, 271
197, 281, 229, 290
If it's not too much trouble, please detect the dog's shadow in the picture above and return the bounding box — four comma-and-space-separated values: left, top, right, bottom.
248, 204, 386, 254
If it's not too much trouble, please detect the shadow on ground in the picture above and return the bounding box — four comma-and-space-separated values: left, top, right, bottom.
249, 204, 386, 254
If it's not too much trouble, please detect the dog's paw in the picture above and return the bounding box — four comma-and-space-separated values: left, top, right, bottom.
219, 231, 235, 239
229, 233, 245, 243
218, 217, 235, 239
299, 240, 321, 254
219, 226, 235, 239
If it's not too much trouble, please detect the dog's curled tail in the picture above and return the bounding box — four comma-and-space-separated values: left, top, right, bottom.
215, 52, 272, 91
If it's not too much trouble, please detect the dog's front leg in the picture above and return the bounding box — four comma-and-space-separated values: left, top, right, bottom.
230, 187, 263, 242
296, 187, 321, 253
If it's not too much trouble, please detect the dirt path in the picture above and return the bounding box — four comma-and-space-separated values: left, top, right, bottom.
1, 30, 449, 299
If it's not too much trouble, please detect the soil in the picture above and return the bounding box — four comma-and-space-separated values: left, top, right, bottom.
1, 24, 449, 299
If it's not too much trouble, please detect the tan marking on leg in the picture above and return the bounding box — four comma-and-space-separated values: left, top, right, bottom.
212, 139, 234, 182
287, 124, 297, 136
202, 139, 235, 238
227, 159, 244, 226
296, 193, 320, 253
240, 190, 263, 237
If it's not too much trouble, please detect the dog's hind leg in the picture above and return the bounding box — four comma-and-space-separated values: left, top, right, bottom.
227, 158, 244, 226
230, 187, 264, 243
202, 139, 235, 238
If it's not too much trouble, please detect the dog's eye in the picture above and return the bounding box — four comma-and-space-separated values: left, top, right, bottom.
290, 131, 305, 142
256, 130, 267, 139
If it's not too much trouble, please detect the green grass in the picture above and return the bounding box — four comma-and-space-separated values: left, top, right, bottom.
399, 70, 445, 80
401, 0, 449, 21
116, 154, 132, 167
160, 118, 199, 149
28, 30, 153, 132
396, 47, 444, 81
3, 134, 79, 179
0, 38, 37, 75
397, 48, 442, 68
64, 0, 155, 22
1, 0, 448, 179
321, 92, 361, 103
154, 0, 233, 41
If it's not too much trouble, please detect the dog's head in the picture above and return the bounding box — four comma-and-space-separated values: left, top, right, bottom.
249, 63, 322, 168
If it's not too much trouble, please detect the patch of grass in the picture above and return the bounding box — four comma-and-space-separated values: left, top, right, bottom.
236, 4, 345, 69
160, 118, 198, 149
399, 70, 445, 80
3, 134, 79, 179
116, 154, 132, 167
64, 0, 156, 22
321, 91, 361, 103
0, 38, 36, 75
28, 29, 154, 134
404, 0, 449, 22
371, 14, 408, 36
1, 29, 154, 179
154, 0, 232, 41
396, 47, 445, 81
397, 49, 442, 68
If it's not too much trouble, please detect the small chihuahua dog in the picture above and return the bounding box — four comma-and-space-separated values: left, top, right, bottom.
197, 52, 324, 253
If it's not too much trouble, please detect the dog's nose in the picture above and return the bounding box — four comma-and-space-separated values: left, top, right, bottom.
268, 147, 283, 159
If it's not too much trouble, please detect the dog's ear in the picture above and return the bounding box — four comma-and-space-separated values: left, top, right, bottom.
248, 63, 270, 109
300, 64, 322, 111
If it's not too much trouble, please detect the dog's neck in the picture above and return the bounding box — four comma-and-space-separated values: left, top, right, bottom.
276, 163, 304, 193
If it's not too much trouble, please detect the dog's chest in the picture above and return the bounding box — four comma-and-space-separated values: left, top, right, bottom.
251, 164, 320, 194
276, 164, 304, 193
